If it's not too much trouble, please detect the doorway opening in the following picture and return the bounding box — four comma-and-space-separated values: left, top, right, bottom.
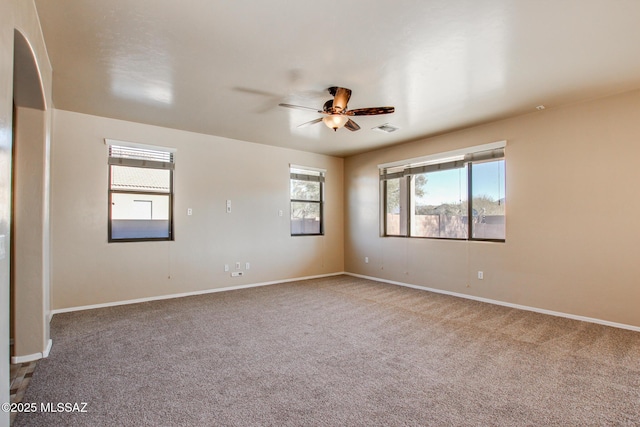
10, 28, 49, 364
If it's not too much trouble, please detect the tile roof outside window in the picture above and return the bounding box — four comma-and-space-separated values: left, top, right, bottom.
111, 166, 170, 192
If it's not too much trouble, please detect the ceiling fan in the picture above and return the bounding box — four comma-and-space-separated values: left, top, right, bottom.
279, 86, 394, 131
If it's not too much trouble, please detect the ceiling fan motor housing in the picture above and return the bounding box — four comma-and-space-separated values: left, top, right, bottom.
323, 99, 335, 113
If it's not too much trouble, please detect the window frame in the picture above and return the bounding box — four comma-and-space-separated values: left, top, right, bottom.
410, 166, 468, 240
382, 174, 409, 237
468, 158, 506, 241
290, 165, 325, 236
379, 142, 506, 243
106, 140, 175, 243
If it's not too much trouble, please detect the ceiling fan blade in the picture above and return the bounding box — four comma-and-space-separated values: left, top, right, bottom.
344, 119, 361, 132
297, 117, 323, 128
234, 87, 280, 98
347, 106, 395, 116
328, 87, 352, 112
233, 87, 283, 113
279, 103, 323, 113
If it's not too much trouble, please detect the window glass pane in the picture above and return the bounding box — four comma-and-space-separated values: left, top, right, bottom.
111, 165, 170, 193
291, 201, 321, 234
471, 159, 505, 240
411, 168, 468, 239
290, 179, 320, 201
111, 193, 170, 239
385, 178, 402, 236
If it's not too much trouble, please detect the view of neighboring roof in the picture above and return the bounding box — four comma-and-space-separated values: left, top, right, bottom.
111, 166, 170, 192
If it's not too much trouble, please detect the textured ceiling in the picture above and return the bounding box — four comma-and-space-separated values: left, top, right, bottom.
35, 0, 640, 157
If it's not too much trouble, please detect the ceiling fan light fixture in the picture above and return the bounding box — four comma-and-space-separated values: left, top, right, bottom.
323, 114, 349, 131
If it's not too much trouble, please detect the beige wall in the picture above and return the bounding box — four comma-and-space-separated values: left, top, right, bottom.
344, 89, 640, 328
12, 106, 50, 357
50, 109, 344, 309
1, 1, 53, 425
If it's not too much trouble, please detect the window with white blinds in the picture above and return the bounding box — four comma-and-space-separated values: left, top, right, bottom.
379, 142, 506, 241
290, 165, 325, 236
106, 140, 175, 242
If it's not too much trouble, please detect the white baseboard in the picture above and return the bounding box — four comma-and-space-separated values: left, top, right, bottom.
43, 338, 53, 358
49, 271, 640, 333
11, 339, 53, 364
345, 272, 640, 333
50, 272, 346, 317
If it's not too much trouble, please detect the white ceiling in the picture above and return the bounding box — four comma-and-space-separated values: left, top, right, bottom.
34, 0, 640, 157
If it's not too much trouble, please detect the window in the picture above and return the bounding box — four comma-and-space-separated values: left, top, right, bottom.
470, 159, 506, 240
380, 143, 505, 241
411, 166, 468, 239
290, 165, 325, 235
107, 141, 175, 242
384, 174, 405, 236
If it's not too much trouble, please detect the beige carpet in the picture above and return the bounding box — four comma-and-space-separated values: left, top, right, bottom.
14, 275, 640, 426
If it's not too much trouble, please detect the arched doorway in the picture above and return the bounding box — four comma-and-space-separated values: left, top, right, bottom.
10, 29, 51, 363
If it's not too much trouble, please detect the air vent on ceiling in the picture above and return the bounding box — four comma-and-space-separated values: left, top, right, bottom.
372, 123, 399, 133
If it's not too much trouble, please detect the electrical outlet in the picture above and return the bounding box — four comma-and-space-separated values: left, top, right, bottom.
245, 262, 250, 270
224, 264, 229, 272
478, 271, 484, 280
365, 257, 369, 264
235, 262, 241, 270
187, 208, 193, 216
